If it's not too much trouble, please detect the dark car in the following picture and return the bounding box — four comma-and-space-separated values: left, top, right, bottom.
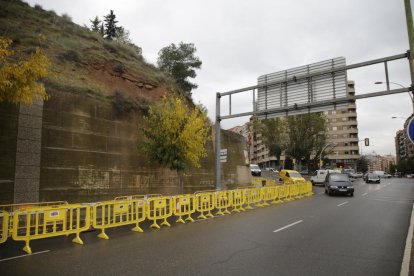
324, 173, 354, 196
366, 173, 380, 184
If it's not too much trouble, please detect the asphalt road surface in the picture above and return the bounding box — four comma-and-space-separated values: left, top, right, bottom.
1, 178, 414, 276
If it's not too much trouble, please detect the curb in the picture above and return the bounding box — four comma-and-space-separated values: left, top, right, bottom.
401, 203, 414, 276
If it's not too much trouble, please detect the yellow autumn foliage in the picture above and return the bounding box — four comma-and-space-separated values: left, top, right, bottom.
0, 37, 49, 105
142, 96, 210, 170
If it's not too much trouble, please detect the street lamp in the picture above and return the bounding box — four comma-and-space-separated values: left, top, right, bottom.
319, 143, 338, 169
375, 81, 414, 112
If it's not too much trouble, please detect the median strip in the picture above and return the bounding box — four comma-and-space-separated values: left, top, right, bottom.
273, 220, 303, 233
337, 201, 348, 207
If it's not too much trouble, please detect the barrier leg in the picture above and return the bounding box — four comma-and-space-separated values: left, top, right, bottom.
132, 223, 143, 233
198, 212, 206, 220
161, 218, 171, 227
232, 207, 240, 213
73, 233, 84, 244
98, 229, 109, 240
216, 209, 224, 216
150, 220, 160, 229
224, 209, 231, 215
206, 211, 214, 218
176, 215, 185, 224
23, 241, 32, 255
185, 215, 194, 222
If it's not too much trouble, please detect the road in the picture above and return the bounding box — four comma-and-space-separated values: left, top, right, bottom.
1, 178, 414, 275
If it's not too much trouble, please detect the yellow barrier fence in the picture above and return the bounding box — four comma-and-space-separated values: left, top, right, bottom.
244, 188, 261, 209
0, 210, 9, 243
0, 201, 69, 239
258, 187, 273, 207
230, 190, 245, 212
270, 186, 283, 204
0, 201, 69, 213
12, 204, 90, 254
306, 181, 314, 196
114, 194, 162, 201
173, 194, 195, 223
214, 191, 231, 215
92, 199, 146, 239
146, 196, 173, 229
278, 184, 289, 202
299, 181, 307, 197
195, 192, 215, 219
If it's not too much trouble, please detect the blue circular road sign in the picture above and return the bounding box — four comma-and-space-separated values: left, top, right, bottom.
408, 116, 414, 144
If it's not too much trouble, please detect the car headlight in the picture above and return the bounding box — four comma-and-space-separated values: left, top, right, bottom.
348, 186, 354, 189
330, 186, 338, 189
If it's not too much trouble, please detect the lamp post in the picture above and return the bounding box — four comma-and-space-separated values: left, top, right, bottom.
375, 81, 414, 112
319, 143, 338, 169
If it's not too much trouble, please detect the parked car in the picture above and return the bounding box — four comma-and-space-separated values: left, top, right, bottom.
366, 173, 380, 184
270, 168, 279, 173
311, 170, 328, 186
299, 169, 309, 175
349, 172, 363, 178
279, 169, 305, 183
382, 173, 392, 178
324, 173, 354, 196
250, 164, 261, 176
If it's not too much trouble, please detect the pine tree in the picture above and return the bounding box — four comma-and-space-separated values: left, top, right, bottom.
103, 10, 118, 40
99, 23, 104, 37
90, 16, 101, 32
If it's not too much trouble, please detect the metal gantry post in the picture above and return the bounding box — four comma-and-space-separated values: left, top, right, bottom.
404, 0, 414, 108
215, 92, 222, 190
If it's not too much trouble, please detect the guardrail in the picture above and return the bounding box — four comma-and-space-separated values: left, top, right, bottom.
1, 182, 314, 254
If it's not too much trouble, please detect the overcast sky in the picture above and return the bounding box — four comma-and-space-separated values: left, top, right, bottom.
26, 0, 413, 156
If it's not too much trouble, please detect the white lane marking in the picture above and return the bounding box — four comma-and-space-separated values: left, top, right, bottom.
319, 192, 325, 195
337, 201, 349, 207
362, 193, 368, 196
0, 250, 50, 262
273, 220, 303, 233
401, 204, 414, 275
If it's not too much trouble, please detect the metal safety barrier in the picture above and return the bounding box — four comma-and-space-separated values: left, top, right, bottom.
195, 192, 215, 219
214, 191, 231, 215
244, 188, 261, 209
230, 189, 245, 212
0, 210, 9, 243
12, 204, 90, 254
173, 194, 195, 223
92, 199, 146, 239
146, 196, 173, 229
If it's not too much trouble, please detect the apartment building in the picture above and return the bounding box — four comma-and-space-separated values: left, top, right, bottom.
395, 116, 414, 163
323, 81, 360, 169
229, 81, 360, 169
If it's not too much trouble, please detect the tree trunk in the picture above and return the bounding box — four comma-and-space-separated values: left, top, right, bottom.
177, 169, 183, 194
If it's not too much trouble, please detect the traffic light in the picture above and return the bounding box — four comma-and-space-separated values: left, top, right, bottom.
364, 138, 369, 146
